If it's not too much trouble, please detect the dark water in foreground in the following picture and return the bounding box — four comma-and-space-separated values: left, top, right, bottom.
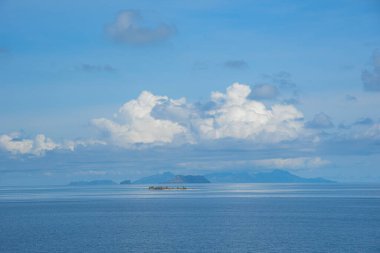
1, 184, 380, 253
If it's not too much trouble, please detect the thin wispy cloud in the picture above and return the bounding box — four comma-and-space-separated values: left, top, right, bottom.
250, 84, 279, 99
345, 94, 357, 102
362, 49, 380, 92
223, 60, 249, 70
263, 71, 297, 90
177, 157, 330, 171
354, 117, 374, 126
306, 113, 334, 129
79, 64, 116, 73
251, 157, 331, 170
106, 10, 176, 45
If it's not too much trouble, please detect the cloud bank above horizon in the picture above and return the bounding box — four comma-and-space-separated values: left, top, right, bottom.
0, 82, 309, 156
92, 83, 305, 148
1, 81, 378, 180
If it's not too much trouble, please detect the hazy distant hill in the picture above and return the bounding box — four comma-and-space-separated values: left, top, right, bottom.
120, 180, 131, 185
68, 180, 117, 186
133, 172, 210, 184
167, 175, 210, 184
205, 172, 254, 183
206, 170, 334, 183
132, 170, 333, 184
133, 172, 175, 184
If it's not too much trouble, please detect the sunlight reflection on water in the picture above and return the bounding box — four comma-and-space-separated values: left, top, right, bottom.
1, 183, 379, 201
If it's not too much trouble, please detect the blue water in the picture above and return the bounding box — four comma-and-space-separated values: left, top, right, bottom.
1, 184, 379, 252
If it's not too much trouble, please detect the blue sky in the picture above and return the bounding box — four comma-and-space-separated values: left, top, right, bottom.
0, 0, 379, 185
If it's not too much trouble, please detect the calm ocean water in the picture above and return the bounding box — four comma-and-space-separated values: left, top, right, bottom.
1, 183, 379, 253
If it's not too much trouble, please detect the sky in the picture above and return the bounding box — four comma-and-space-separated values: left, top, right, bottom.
0, 0, 380, 185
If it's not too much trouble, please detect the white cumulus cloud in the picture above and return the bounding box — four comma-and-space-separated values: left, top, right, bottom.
92, 83, 305, 147
3, 83, 308, 155
195, 83, 304, 143
0, 133, 59, 156
0, 133, 103, 156
92, 91, 188, 147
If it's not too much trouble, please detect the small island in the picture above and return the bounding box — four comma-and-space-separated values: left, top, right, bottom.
148, 186, 188, 190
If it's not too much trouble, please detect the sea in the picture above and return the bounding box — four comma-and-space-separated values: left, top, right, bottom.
0, 183, 379, 253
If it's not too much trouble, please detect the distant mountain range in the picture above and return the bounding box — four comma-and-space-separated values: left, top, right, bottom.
205, 170, 334, 183
133, 172, 176, 184
129, 170, 334, 184
120, 180, 131, 185
132, 172, 210, 184
168, 175, 210, 184
68, 170, 334, 186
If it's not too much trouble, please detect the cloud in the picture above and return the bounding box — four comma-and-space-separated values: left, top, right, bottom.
261, 71, 299, 104
319, 117, 380, 156
345, 94, 357, 101
93, 83, 305, 147
106, 10, 176, 45
354, 117, 374, 126
282, 98, 299, 105
177, 157, 330, 171
362, 123, 380, 141
264, 71, 297, 89
0, 133, 59, 156
0, 133, 104, 156
250, 84, 278, 99
62, 139, 106, 151
92, 91, 188, 147
223, 60, 249, 70
306, 112, 334, 129
337, 117, 375, 131
252, 157, 330, 170
362, 49, 380, 91
2, 83, 307, 157
79, 64, 116, 73
194, 83, 304, 143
